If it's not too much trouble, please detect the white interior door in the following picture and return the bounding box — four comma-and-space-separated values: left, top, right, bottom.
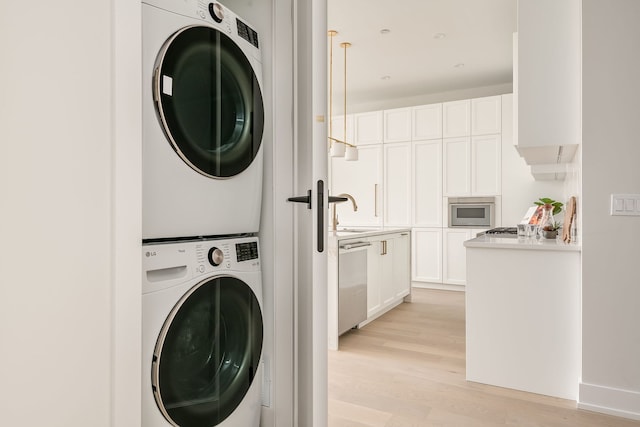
291, 0, 329, 426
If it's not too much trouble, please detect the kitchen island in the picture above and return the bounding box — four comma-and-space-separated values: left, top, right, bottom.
328, 228, 411, 350
464, 234, 581, 400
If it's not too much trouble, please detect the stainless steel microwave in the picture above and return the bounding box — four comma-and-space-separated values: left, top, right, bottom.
448, 197, 495, 228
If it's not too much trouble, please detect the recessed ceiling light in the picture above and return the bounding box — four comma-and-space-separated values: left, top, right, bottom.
434, 33, 446, 39
454, 63, 465, 68
380, 29, 391, 35
381, 75, 391, 80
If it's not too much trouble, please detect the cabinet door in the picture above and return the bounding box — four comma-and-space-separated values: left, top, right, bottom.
393, 233, 411, 298
471, 96, 502, 136
330, 145, 383, 227
412, 228, 442, 283
384, 142, 412, 227
471, 135, 501, 196
412, 104, 443, 140
366, 239, 384, 317
330, 114, 354, 146
413, 140, 442, 227
354, 111, 383, 146
443, 228, 471, 285
443, 100, 471, 138
383, 108, 412, 143
380, 238, 395, 306
443, 137, 471, 196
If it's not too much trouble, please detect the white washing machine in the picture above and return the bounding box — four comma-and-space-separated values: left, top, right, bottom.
142, 236, 263, 427
142, 0, 264, 240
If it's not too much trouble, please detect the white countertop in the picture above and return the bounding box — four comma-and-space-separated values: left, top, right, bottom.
464, 234, 581, 252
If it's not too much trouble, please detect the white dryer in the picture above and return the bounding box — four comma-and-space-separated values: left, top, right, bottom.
142, 0, 264, 240
142, 236, 263, 427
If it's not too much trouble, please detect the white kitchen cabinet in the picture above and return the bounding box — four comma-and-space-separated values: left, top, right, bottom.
516, 0, 580, 165
466, 243, 580, 399
443, 100, 471, 138
443, 228, 471, 285
443, 137, 471, 196
412, 103, 443, 140
354, 111, 383, 146
366, 232, 411, 319
412, 228, 442, 283
330, 144, 383, 227
330, 114, 353, 145
444, 135, 501, 197
472, 96, 502, 136
393, 232, 411, 299
471, 134, 502, 196
384, 142, 412, 227
383, 107, 412, 143
413, 139, 442, 227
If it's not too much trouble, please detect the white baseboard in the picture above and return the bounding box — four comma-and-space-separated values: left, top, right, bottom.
578, 382, 640, 421
412, 282, 465, 292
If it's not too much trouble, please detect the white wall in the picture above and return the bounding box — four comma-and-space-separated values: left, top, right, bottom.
0, 1, 118, 425
580, 0, 640, 419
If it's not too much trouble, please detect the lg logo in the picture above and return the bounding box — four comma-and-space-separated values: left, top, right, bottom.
145, 251, 157, 257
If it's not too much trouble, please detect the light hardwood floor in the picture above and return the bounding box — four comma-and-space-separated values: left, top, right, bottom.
328, 288, 640, 427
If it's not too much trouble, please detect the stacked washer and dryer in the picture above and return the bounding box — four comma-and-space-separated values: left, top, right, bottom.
141, 1, 265, 426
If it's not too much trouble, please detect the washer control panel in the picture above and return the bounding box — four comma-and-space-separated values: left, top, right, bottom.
142, 236, 260, 293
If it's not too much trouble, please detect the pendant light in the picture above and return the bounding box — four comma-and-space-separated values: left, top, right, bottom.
327, 31, 357, 160
328, 30, 345, 157
341, 41, 358, 161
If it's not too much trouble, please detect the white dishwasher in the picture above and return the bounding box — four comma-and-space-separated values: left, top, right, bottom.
338, 241, 370, 335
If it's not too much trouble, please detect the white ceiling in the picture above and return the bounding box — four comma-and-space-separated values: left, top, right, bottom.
327, 0, 517, 107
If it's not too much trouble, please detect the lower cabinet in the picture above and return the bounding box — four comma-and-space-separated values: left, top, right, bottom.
366, 232, 411, 320
412, 227, 487, 287
443, 228, 472, 285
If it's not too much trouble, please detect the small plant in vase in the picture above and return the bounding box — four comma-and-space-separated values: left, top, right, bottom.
541, 221, 561, 239
534, 198, 564, 239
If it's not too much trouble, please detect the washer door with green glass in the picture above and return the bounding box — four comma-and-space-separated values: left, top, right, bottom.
152, 276, 263, 427
154, 25, 264, 178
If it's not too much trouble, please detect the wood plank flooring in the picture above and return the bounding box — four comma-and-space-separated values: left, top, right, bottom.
328, 288, 640, 427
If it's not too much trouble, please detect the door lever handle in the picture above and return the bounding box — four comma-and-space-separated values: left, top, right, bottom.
328, 196, 348, 204
287, 190, 312, 209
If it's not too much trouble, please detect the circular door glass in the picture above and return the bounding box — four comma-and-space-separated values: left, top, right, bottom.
155, 25, 264, 178
153, 276, 263, 427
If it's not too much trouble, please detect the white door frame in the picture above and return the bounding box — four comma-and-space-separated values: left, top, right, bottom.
292, 0, 329, 426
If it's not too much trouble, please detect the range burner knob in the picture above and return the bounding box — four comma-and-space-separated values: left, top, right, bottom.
208, 247, 224, 266
208, 3, 224, 23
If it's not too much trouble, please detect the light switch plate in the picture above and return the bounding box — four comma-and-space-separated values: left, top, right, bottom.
611, 194, 640, 216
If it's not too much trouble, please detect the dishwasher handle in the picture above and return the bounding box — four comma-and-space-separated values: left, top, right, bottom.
339, 241, 372, 251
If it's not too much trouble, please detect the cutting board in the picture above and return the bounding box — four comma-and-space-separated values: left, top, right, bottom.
563, 196, 577, 243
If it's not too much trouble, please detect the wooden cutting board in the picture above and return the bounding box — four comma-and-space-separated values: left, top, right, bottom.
563, 196, 577, 243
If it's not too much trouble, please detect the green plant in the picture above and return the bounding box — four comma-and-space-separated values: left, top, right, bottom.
534, 197, 564, 216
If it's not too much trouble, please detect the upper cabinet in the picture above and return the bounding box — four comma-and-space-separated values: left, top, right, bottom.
515, 0, 580, 166
354, 111, 383, 146
443, 100, 471, 138
383, 108, 412, 143
412, 103, 443, 140
330, 144, 383, 227
471, 96, 502, 136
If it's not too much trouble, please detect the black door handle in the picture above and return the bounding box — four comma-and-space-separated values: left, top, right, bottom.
288, 182, 343, 253
287, 190, 312, 209
328, 196, 348, 204
317, 180, 324, 252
